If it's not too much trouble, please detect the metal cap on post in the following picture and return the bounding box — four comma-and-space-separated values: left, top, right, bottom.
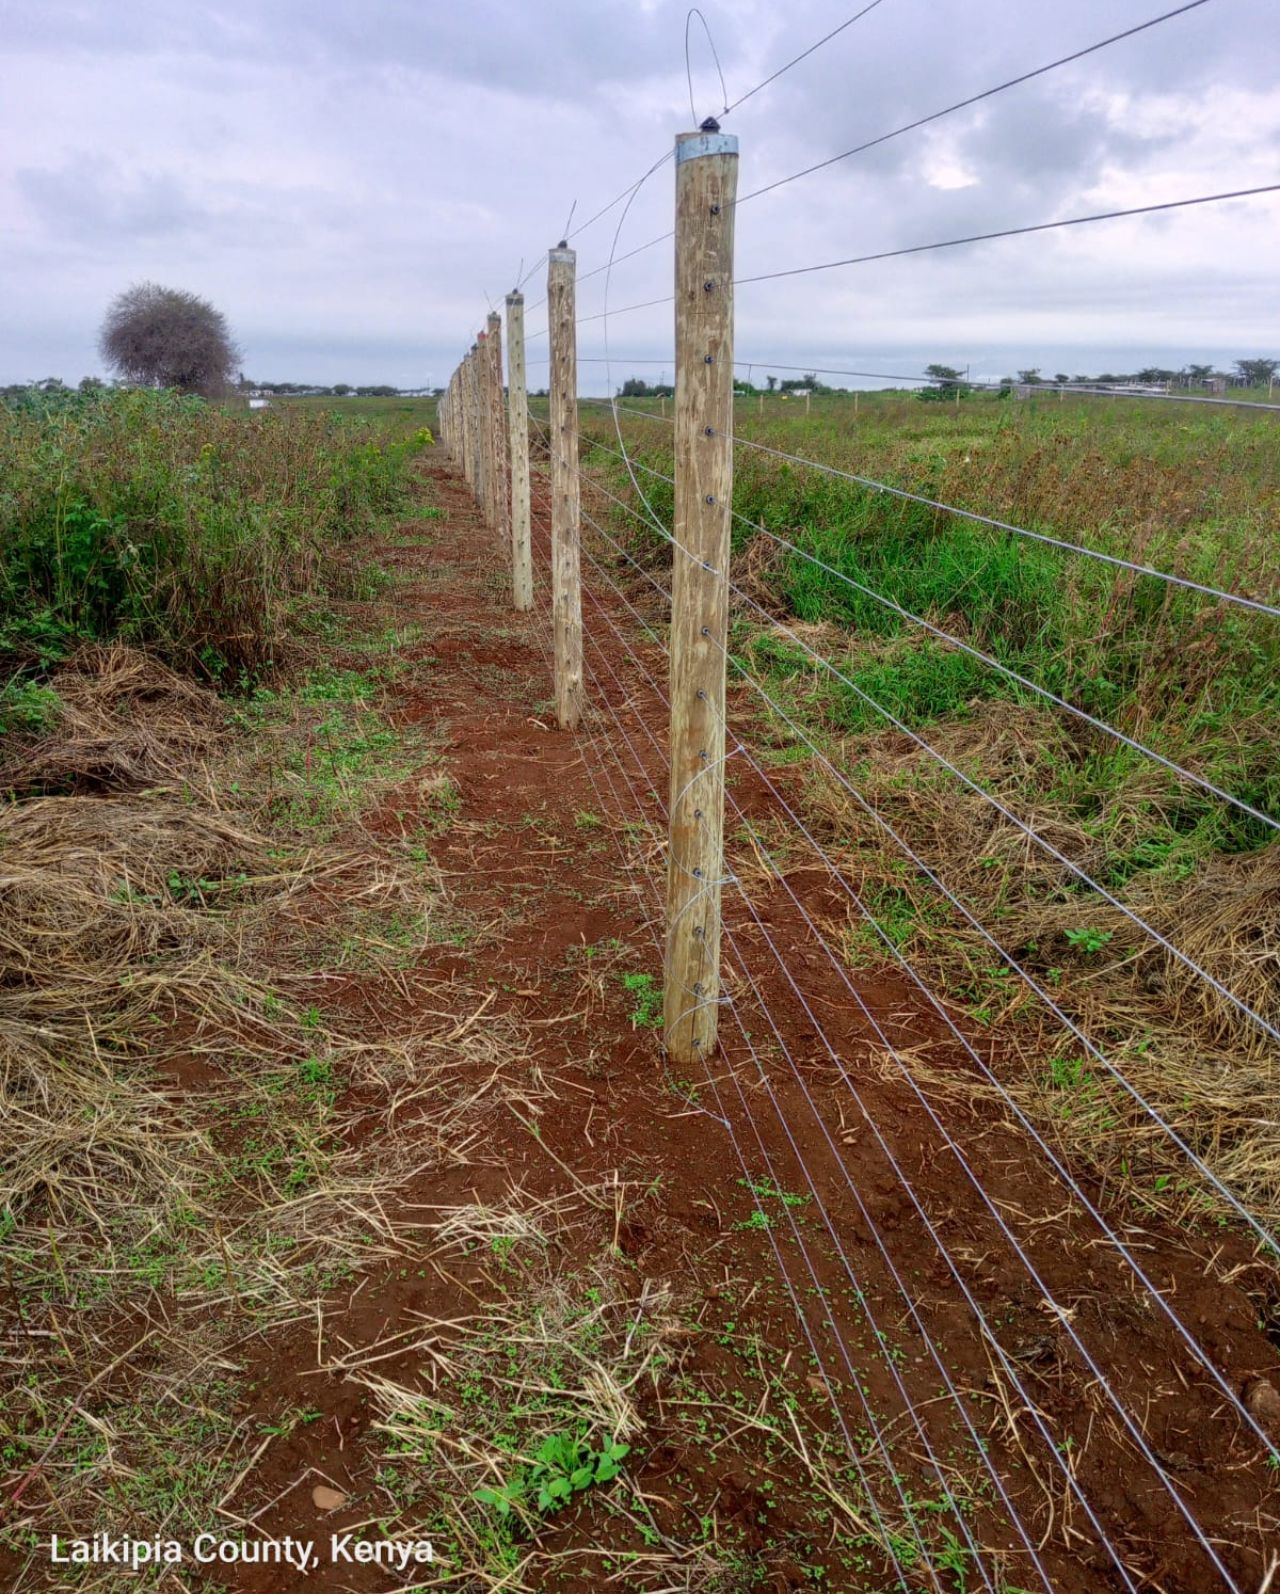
664, 127, 738, 1064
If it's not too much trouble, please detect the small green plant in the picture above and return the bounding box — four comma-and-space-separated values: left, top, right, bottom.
0, 678, 62, 736
620, 971, 662, 1029
474, 1430, 630, 1526
1064, 926, 1114, 955
737, 1177, 810, 1208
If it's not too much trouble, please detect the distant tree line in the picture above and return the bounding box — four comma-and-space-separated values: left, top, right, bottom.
238, 380, 443, 398
991, 358, 1277, 390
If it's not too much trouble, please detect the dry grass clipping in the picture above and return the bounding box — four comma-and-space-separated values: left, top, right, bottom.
0, 642, 226, 795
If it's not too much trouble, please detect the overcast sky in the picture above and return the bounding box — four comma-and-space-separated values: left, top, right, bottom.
3, 0, 1277, 392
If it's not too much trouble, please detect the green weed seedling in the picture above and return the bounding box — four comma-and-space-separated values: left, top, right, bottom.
620, 971, 662, 1029
1064, 926, 1114, 955
737, 1177, 810, 1209
474, 1430, 630, 1527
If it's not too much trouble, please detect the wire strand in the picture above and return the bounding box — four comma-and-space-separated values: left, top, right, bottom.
575, 420, 1280, 827
735, 183, 1280, 286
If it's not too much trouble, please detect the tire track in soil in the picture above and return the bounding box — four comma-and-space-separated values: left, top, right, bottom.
226, 450, 1278, 1594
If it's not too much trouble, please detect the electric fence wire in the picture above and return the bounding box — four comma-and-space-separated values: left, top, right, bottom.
534, 358, 1280, 414
564, 495, 1268, 1587
572, 539, 1126, 1592
736, 182, 1280, 286
577, 414, 1280, 812
518, 0, 891, 301
573, 593, 1020, 1594
567, 509, 1240, 1589
586, 342, 1280, 1071
446, 388, 1268, 1594
528, 387, 1272, 1577
573, 412, 1280, 814
728, 362, 1280, 411
567, 452, 1280, 1433
571, 639, 986, 1594
446, 0, 1275, 1555
543, 179, 1280, 341
514, 486, 948, 1591
583, 506, 1280, 1491
561, 0, 1219, 292
563, 425, 1280, 1261
527, 410, 1022, 1582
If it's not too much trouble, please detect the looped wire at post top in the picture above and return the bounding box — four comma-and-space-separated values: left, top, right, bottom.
684, 8, 729, 127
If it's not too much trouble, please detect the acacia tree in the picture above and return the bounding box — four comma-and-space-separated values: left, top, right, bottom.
99, 282, 241, 396
1235, 357, 1278, 387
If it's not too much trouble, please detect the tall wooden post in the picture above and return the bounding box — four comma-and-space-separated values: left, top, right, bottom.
487, 311, 509, 544
663, 127, 738, 1064
506, 291, 534, 611
463, 347, 478, 494
459, 362, 469, 482
548, 245, 584, 729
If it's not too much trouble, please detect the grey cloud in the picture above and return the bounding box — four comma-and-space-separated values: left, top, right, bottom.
1, 0, 1276, 389
15, 157, 206, 242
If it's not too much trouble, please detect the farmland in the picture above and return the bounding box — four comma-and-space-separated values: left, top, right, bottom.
2, 385, 1278, 1591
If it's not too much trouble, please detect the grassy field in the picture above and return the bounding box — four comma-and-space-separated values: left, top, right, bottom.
574, 387, 1280, 1230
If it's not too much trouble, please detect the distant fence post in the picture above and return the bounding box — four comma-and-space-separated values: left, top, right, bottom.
506, 291, 534, 611
663, 125, 738, 1065
476, 330, 493, 519
487, 310, 509, 544
464, 345, 480, 496
548, 244, 584, 729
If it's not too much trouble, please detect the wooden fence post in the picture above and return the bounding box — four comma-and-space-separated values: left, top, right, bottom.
477, 330, 493, 519
487, 311, 509, 545
506, 291, 534, 611
464, 346, 479, 495
548, 244, 584, 729
663, 126, 738, 1064
459, 361, 469, 482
